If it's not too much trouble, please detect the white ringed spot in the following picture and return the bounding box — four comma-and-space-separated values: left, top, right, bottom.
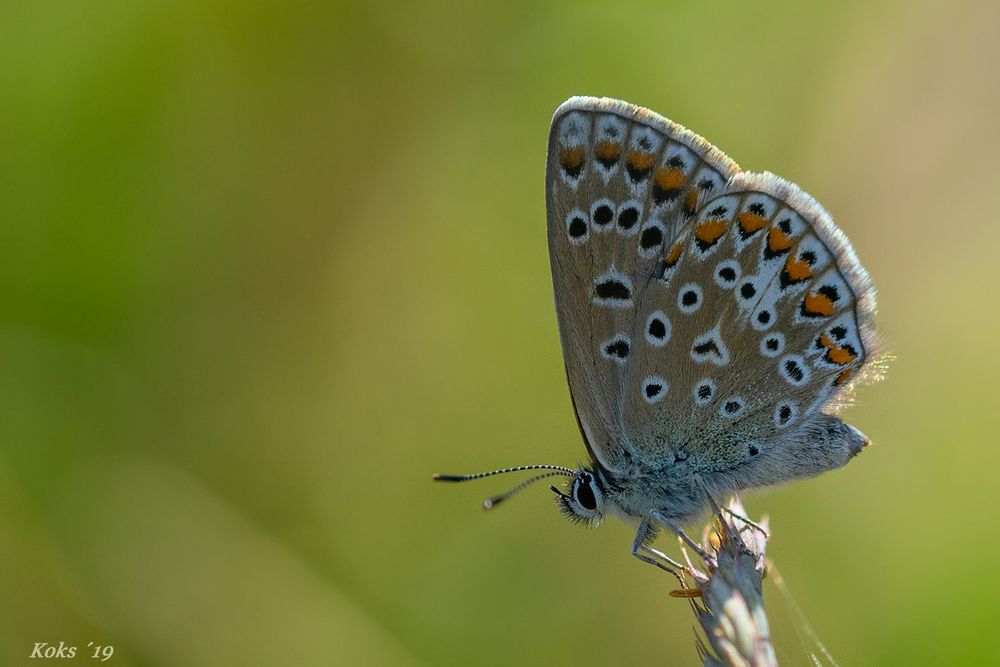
677, 283, 703, 313
751, 305, 776, 331
713, 259, 741, 288
778, 355, 811, 386
691, 325, 730, 366
638, 219, 666, 258
644, 310, 671, 347
590, 197, 616, 233
642, 375, 668, 404
565, 208, 588, 245
592, 267, 633, 309
599, 334, 630, 365
719, 396, 746, 418
759, 332, 785, 358
615, 199, 643, 236
736, 277, 761, 308
693, 379, 716, 406
773, 401, 798, 428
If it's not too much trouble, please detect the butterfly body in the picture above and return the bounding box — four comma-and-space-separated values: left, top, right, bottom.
591, 460, 704, 525
570, 408, 869, 528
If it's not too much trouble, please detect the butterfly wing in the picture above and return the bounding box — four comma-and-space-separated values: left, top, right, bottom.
545, 97, 740, 472
622, 170, 879, 485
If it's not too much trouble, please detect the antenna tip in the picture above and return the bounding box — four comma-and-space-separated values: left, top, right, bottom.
482, 497, 501, 511
433, 473, 465, 482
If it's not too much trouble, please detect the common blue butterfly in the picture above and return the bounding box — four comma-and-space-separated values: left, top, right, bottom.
436, 97, 880, 571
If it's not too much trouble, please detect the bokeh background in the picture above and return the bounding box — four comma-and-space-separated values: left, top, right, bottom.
2, 0, 998, 664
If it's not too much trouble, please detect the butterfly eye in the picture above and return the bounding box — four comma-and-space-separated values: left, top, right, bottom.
574, 475, 598, 511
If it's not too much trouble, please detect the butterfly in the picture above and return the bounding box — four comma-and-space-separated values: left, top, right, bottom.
435, 96, 880, 571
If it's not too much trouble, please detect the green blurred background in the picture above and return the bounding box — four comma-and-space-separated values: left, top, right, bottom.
1, 0, 998, 664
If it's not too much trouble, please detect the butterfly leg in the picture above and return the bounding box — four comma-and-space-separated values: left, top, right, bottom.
651, 511, 713, 562
631, 519, 685, 578
722, 507, 770, 538
690, 478, 770, 539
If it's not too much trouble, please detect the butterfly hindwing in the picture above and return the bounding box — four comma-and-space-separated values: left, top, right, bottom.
545, 97, 740, 472
622, 171, 878, 482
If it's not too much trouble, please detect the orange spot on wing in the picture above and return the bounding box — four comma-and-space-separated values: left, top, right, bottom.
627, 150, 654, 172
784, 256, 813, 282
595, 141, 621, 162
834, 369, 853, 385
694, 219, 727, 245
768, 227, 794, 253
803, 293, 836, 317
819, 334, 835, 349
665, 242, 683, 266
654, 167, 685, 191
738, 211, 767, 234
827, 346, 858, 365
684, 188, 699, 214
560, 147, 585, 169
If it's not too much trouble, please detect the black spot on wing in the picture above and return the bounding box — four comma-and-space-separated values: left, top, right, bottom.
693, 339, 720, 356
818, 284, 840, 301
648, 318, 666, 339
593, 204, 613, 227
617, 207, 639, 230
784, 359, 805, 383
604, 339, 630, 359
640, 226, 663, 250
595, 280, 630, 300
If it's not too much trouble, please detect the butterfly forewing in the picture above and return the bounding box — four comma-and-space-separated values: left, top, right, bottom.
545, 97, 740, 472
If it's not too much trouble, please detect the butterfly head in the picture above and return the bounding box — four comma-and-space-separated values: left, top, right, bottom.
432, 463, 607, 524
551, 467, 605, 525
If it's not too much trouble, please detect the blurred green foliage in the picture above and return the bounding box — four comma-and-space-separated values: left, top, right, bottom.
1, 0, 999, 664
